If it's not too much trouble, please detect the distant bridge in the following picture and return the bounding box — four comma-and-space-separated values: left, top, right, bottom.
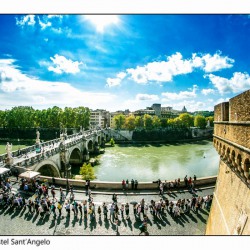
0, 128, 112, 178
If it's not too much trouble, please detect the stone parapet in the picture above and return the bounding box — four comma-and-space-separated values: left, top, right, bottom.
38, 175, 217, 190
213, 123, 250, 149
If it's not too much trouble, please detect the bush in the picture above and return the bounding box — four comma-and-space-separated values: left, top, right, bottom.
79, 163, 96, 180
110, 137, 115, 146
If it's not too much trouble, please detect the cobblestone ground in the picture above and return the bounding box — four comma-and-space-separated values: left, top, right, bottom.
0, 184, 213, 236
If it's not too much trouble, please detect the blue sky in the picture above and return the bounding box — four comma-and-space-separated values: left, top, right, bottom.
0, 14, 250, 112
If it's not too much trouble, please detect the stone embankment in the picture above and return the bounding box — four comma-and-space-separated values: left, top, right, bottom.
39, 175, 217, 191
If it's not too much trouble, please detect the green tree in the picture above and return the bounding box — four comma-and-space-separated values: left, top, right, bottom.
124, 115, 136, 131
79, 163, 96, 180
135, 116, 144, 129
0, 110, 7, 128
160, 118, 168, 128
143, 114, 153, 130
110, 137, 115, 146
113, 114, 126, 130
152, 116, 161, 129
194, 115, 206, 129
178, 113, 194, 127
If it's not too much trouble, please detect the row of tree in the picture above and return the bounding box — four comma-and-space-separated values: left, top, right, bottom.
0, 106, 90, 129
113, 113, 214, 130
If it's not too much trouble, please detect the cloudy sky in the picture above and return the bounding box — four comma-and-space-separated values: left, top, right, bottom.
0, 14, 250, 112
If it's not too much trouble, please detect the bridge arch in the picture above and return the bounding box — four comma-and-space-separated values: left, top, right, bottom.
34, 160, 60, 177
87, 140, 94, 152
69, 147, 82, 164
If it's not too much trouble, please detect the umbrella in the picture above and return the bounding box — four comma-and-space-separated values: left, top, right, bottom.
0, 167, 11, 176
19, 170, 40, 180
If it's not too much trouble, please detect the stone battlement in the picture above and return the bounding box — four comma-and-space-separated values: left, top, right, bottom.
206, 89, 250, 235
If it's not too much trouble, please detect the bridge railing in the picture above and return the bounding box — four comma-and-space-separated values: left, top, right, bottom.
0, 129, 106, 167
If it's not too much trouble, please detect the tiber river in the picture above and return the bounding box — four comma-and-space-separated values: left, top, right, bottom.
87, 140, 220, 182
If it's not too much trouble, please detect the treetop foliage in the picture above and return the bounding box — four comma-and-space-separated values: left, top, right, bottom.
0, 106, 90, 129
113, 113, 213, 130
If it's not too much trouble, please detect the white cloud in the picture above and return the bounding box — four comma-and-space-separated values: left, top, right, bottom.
201, 88, 215, 95
16, 15, 36, 26
205, 72, 250, 94
161, 85, 197, 100
0, 59, 116, 109
116, 52, 235, 85
48, 54, 83, 74
16, 15, 63, 31
106, 71, 126, 87
38, 16, 52, 30
201, 52, 234, 72
214, 97, 230, 105
136, 94, 159, 101
161, 100, 213, 112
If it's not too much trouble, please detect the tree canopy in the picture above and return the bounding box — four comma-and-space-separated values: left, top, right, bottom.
0, 106, 90, 129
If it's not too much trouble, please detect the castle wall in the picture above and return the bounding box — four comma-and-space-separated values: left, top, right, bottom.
206, 89, 250, 235
206, 160, 250, 235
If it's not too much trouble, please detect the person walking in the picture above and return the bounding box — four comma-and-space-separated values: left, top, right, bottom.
65, 201, 70, 217
125, 202, 130, 219
193, 175, 197, 187
78, 202, 83, 217
122, 180, 125, 190
57, 201, 62, 217
184, 175, 188, 187
120, 204, 124, 218
126, 179, 129, 190
139, 221, 147, 236
97, 206, 102, 218
109, 203, 115, 222
134, 180, 138, 190
103, 202, 108, 220
131, 179, 135, 190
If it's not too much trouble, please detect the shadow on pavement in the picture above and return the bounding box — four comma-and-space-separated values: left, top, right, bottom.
64, 215, 70, 228
89, 218, 97, 231
104, 218, 110, 229
32, 212, 39, 223
196, 213, 207, 224
186, 212, 198, 223
127, 218, 133, 231
84, 217, 88, 229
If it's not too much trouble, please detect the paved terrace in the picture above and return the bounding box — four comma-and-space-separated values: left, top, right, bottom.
0, 178, 214, 236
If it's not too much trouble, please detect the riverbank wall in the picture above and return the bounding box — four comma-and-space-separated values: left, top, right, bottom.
112, 136, 213, 145
39, 175, 217, 190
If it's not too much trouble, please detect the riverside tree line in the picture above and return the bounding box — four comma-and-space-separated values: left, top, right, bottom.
0, 106, 90, 130
0, 106, 213, 131
113, 113, 214, 131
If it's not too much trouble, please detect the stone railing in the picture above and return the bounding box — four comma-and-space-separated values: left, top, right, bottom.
39, 175, 217, 190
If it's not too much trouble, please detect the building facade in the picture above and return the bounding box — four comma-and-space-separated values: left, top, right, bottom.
90, 109, 110, 129
206, 90, 250, 235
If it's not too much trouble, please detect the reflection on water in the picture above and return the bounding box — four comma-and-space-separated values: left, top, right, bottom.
72, 140, 220, 182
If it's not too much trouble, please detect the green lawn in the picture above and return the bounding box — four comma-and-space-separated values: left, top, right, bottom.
0, 144, 28, 155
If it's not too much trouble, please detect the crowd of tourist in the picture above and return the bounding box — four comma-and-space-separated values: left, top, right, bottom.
0, 175, 213, 235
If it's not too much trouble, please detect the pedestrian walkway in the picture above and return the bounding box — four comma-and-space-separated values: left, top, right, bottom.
0, 180, 213, 236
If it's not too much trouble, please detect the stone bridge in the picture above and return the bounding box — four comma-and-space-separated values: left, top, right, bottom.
0, 128, 112, 178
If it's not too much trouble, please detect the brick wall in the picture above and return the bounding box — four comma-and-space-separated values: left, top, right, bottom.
229, 90, 250, 122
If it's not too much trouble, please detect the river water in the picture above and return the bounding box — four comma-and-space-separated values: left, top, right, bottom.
91, 140, 220, 182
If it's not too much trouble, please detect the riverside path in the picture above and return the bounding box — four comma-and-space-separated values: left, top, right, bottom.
0, 178, 214, 236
